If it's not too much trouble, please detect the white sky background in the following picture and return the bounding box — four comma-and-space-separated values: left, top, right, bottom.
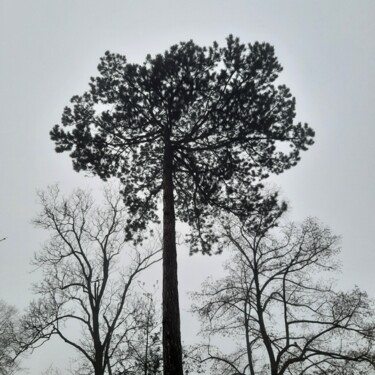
1, 0, 375, 373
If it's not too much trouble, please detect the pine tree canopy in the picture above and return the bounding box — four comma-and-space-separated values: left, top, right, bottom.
51, 35, 314, 254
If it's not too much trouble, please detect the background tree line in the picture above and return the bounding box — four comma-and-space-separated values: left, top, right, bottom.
3, 187, 375, 374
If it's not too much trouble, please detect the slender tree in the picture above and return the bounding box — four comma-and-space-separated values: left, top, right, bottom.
20, 186, 161, 375
50, 35, 314, 375
191, 211, 375, 375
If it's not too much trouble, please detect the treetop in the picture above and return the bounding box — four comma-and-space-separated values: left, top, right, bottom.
51, 35, 314, 253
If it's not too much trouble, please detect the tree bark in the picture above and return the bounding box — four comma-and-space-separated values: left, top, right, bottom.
162, 140, 183, 375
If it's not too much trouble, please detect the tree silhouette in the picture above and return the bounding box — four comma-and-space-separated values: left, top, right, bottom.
191, 211, 375, 375
20, 186, 161, 375
50, 35, 314, 375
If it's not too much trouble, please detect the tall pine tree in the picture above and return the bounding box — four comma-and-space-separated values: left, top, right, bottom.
51, 35, 314, 375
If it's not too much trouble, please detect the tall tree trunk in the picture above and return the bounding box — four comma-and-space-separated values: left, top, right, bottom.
162, 141, 183, 375
93, 306, 104, 375
94, 344, 104, 375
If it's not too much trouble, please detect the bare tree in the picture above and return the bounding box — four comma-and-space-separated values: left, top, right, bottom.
0, 301, 20, 375
19, 186, 161, 375
191, 212, 375, 375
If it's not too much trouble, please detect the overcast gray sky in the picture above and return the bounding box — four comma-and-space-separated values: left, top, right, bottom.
1, 0, 375, 373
